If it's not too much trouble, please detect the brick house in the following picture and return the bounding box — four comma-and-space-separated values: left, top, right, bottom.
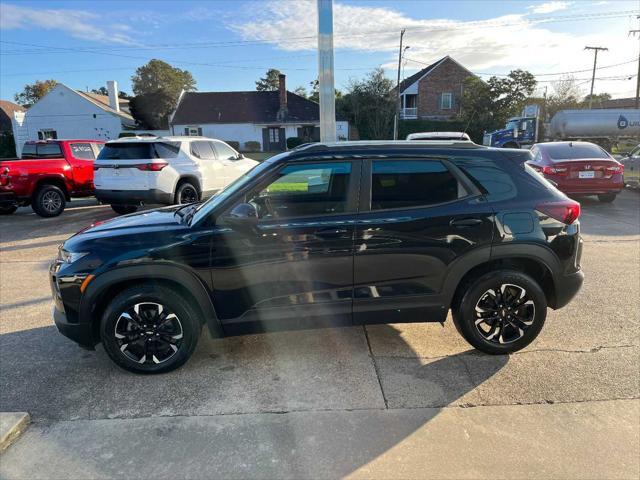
398, 56, 475, 120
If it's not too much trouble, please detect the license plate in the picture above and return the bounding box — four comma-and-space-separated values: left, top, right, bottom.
579, 171, 595, 179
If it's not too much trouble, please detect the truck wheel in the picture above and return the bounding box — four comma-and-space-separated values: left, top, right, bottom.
598, 193, 617, 203
100, 284, 202, 374
32, 185, 66, 217
452, 270, 547, 354
111, 205, 138, 215
0, 206, 17, 215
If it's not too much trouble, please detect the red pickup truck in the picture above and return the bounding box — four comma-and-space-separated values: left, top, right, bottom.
0, 139, 104, 217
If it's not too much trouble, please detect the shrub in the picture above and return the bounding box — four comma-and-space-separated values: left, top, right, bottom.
243, 141, 261, 152
286, 137, 304, 149
224, 140, 240, 150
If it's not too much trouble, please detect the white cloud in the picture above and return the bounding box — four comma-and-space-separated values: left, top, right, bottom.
527, 2, 572, 14
230, 0, 636, 97
0, 3, 137, 45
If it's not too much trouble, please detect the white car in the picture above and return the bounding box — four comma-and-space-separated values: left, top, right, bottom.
406, 131, 472, 141
94, 136, 258, 214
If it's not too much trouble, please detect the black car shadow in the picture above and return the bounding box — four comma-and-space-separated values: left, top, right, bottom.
0, 322, 508, 478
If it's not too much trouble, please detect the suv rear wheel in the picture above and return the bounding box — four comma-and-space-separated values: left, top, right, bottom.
452, 270, 547, 354
175, 181, 199, 205
598, 193, 617, 203
100, 285, 201, 374
32, 184, 66, 217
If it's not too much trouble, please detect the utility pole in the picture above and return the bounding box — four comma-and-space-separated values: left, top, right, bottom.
393, 29, 405, 140
584, 46, 608, 109
629, 17, 640, 108
317, 0, 336, 142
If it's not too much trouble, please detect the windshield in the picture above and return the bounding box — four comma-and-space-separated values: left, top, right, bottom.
189, 159, 276, 225
505, 120, 519, 130
541, 143, 609, 160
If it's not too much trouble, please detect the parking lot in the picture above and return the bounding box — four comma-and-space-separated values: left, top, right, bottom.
1, 191, 639, 479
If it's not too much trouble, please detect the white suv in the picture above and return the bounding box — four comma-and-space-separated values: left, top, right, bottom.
94, 136, 258, 214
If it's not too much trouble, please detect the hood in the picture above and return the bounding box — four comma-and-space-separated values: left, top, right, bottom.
64, 205, 189, 252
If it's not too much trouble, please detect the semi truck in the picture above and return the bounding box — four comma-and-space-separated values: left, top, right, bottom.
483, 109, 640, 150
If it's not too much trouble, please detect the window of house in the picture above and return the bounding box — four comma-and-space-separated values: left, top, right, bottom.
190, 141, 216, 160
248, 162, 352, 219
70, 143, 96, 160
440, 93, 453, 110
213, 141, 238, 160
37, 129, 57, 140
185, 127, 202, 136
269, 128, 280, 143
371, 160, 463, 210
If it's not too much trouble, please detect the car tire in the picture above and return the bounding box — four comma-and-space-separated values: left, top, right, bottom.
598, 193, 617, 203
174, 181, 200, 205
32, 184, 66, 217
0, 205, 17, 215
100, 284, 202, 374
452, 270, 547, 355
111, 204, 138, 215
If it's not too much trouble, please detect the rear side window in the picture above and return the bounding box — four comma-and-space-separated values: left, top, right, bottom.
98, 143, 153, 160
371, 160, 463, 210
153, 142, 180, 158
70, 143, 95, 160
37, 143, 63, 158
191, 141, 216, 160
451, 156, 517, 202
541, 143, 609, 160
21, 144, 37, 158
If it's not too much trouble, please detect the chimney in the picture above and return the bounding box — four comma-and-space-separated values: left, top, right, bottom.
277, 74, 287, 120
106, 80, 120, 112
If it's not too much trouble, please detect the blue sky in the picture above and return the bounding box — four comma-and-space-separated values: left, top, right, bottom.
1, 0, 638, 101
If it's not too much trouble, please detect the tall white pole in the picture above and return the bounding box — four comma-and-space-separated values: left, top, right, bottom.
317, 0, 336, 142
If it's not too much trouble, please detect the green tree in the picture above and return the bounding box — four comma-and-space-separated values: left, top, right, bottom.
582, 92, 612, 108
338, 68, 395, 139
293, 86, 308, 98
255, 68, 282, 91
91, 86, 130, 98
130, 59, 196, 128
460, 69, 537, 141
545, 76, 582, 119
14, 79, 58, 107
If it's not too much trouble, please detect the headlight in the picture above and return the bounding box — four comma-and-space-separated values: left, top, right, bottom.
58, 248, 89, 264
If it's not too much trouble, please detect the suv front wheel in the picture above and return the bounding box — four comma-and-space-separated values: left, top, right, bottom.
452, 270, 547, 354
100, 285, 201, 374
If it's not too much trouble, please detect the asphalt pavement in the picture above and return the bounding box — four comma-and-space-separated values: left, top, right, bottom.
1, 191, 639, 479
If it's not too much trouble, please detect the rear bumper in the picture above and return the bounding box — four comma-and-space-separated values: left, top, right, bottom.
548, 176, 624, 195
95, 188, 173, 205
553, 269, 584, 309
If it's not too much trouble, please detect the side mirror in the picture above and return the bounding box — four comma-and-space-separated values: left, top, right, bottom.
225, 202, 258, 233
237, 153, 245, 160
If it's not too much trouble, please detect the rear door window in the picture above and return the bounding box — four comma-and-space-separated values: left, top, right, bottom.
191, 141, 216, 160
97, 143, 154, 160
21, 144, 37, 158
70, 143, 95, 160
37, 143, 63, 158
371, 160, 464, 210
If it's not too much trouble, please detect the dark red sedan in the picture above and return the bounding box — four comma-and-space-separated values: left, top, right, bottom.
529, 141, 624, 202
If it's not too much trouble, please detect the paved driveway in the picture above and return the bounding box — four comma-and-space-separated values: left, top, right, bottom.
1, 192, 639, 479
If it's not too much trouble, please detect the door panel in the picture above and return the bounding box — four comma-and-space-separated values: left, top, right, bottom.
191, 141, 225, 194
353, 159, 494, 324
209, 160, 360, 334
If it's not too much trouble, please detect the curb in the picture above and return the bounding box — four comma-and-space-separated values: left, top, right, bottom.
0, 412, 30, 452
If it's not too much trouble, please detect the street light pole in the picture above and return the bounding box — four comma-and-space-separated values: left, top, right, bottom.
584, 46, 608, 109
393, 29, 406, 140
317, 0, 336, 143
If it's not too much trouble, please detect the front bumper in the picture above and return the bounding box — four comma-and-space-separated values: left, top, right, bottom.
95, 188, 173, 205
53, 306, 95, 349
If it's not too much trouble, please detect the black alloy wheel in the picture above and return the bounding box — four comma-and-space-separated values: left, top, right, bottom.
473, 284, 535, 345
175, 182, 199, 205
453, 270, 547, 354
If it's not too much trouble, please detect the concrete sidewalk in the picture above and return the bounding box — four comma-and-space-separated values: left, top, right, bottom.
1, 399, 637, 479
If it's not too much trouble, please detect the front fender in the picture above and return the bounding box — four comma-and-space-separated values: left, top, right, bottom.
80, 263, 223, 341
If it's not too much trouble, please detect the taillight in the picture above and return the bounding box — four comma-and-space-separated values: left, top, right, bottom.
536, 200, 581, 225
541, 165, 568, 176
136, 162, 168, 171
605, 164, 623, 174
0, 167, 9, 185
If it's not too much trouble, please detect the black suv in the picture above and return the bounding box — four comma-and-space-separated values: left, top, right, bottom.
50, 142, 584, 373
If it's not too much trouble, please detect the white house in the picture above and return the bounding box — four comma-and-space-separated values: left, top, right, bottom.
169, 74, 349, 151
11, 81, 135, 157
